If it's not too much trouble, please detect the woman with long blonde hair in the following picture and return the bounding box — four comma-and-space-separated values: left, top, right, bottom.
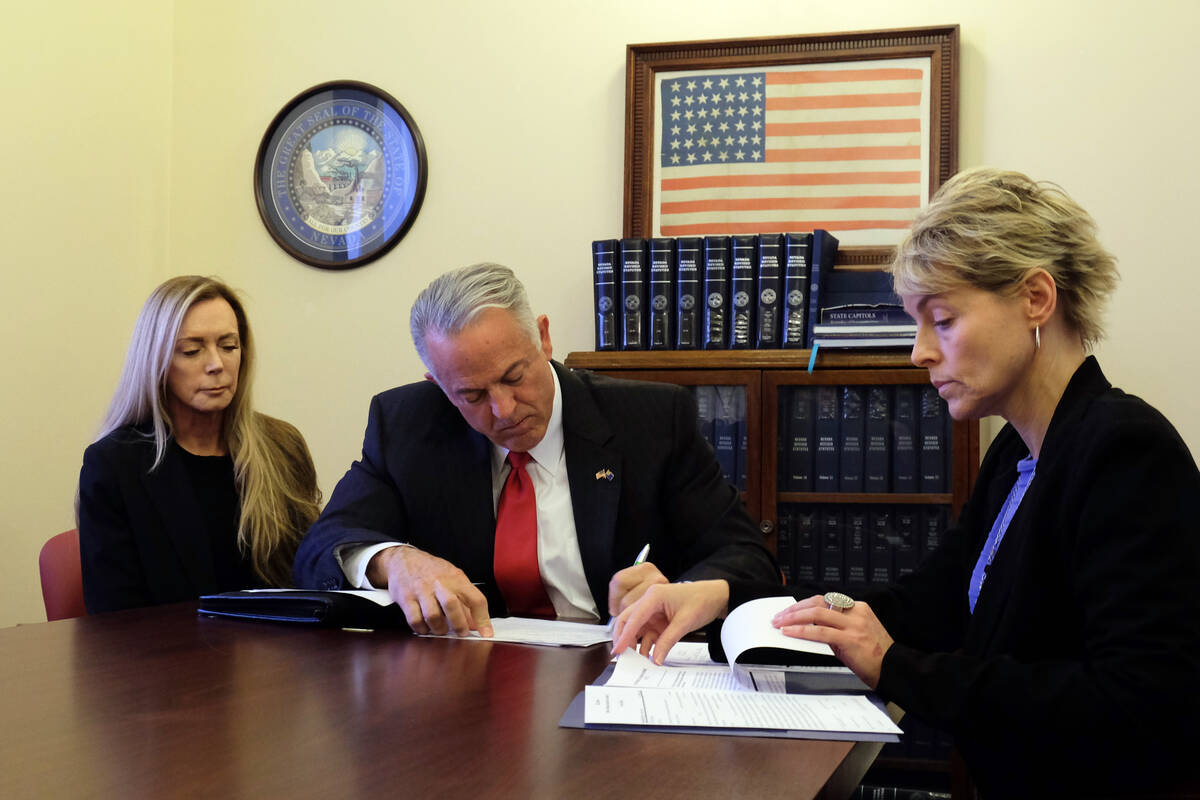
77, 275, 321, 612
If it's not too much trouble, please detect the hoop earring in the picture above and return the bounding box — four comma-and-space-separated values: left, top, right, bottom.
1034, 325, 1041, 350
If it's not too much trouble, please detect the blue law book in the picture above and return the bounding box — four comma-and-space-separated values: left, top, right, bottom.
864, 386, 892, 493
868, 508, 894, 588
839, 385, 865, 492
735, 388, 748, 492
844, 507, 869, 594
712, 386, 738, 486
785, 386, 815, 492
648, 237, 676, 351
814, 385, 839, 492
729, 234, 757, 349
918, 385, 949, 492
694, 385, 717, 450
818, 507, 845, 588
893, 507, 919, 578
781, 233, 811, 349
756, 233, 784, 348
702, 236, 731, 350
619, 238, 648, 350
590, 239, 619, 351
776, 507, 793, 585
891, 385, 918, 492
791, 508, 819, 585
805, 229, 840, 348
675, 237, 702, 350
920, 506, 948, 558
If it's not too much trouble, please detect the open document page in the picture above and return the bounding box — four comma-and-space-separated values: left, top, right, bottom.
420, 617, 611, 647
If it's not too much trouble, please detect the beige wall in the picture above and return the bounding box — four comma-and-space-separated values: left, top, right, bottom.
5, 0, 1197, 627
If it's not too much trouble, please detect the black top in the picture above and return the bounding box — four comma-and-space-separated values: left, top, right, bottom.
79, 426, 266, 613
724, 358, 1200, 797
174, 444, 255, 592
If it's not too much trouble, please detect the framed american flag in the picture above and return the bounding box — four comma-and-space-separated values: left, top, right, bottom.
623, 26, 958, 267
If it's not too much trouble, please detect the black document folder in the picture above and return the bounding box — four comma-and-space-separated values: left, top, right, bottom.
198, 589, 408, 629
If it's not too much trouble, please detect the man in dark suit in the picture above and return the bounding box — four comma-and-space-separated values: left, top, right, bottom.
294, 263, 777, 635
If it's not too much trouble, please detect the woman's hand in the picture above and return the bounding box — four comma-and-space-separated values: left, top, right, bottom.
772, 595, 894, 689
611, 580, 730, 664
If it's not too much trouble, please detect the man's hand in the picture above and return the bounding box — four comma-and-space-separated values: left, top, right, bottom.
771, 595, 893, 689
367, 546, 493, 637
610, 580, 730, 664
608, 562, 669, 617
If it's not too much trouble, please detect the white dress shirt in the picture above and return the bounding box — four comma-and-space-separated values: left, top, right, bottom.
337, 364, 600, 620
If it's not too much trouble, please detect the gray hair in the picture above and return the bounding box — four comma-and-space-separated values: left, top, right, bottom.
890, 167, 1119, 349
410, 263, 539, 371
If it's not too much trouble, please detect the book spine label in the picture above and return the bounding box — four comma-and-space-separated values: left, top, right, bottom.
781, 233, 812, 349
729, 234, 757, 349
712, 386, 738, 486
619, 238, 648, 350
756, 233, 783, 348
892, 507, 918, 578
864, 386, 892, 493
839, 385, 865, 492
891, 385, 918, 492
818, 508, 845, 587
792, 509, 818, 585
675, 237, 702, 350
844, 508, 869, 593
702, 236, 731, 349
918, 385, 948, 491
785, 386, 815, 492
648, 237, 675, 351
868, 508, 893, 588
591, 239, 619, 351
814, 385, 839, 492
806, 229, 839, 348
920, 506, 947, 557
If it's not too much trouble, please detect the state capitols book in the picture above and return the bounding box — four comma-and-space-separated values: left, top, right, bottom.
675, 236, 702, 350
805, 229, 840, 348
702, 235, 731, 350
619, 238, 648, 350
756, 233, 784, 348
648, 237, 676, 351
781, 232, 812, 349
590, 238, 619, 351
729, 234, 757, 349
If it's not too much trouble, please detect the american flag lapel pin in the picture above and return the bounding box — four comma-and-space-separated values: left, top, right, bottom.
595, 468, 615, 481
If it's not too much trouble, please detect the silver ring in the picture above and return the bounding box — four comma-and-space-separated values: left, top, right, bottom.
824, 591, 855, 612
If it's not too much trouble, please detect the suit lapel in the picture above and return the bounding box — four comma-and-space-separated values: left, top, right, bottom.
556, 364, 622, 611
141, 443, 217, 594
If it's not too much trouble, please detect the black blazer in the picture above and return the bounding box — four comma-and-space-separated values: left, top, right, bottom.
730, 358, 1200, 797
294, 362, 778, 616
78, 425, 258, 613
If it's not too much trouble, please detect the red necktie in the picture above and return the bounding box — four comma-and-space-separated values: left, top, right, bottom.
493, 452, 554, 617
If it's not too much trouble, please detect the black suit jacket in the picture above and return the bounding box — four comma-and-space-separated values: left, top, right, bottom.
78, 425, 258, 613
294, 362, 777, 616
728, 358, 1200, 797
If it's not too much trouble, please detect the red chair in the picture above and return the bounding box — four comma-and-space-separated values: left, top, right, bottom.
39, 529, 86, 621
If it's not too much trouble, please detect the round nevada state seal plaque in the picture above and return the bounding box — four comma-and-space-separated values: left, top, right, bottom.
254, 81, 427, 270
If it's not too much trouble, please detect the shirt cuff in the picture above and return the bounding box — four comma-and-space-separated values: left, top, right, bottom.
336, 541, 409, 589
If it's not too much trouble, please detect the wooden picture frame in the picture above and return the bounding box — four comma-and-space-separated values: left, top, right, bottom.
624, 25, 958, 267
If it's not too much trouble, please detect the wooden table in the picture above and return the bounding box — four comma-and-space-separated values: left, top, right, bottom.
0, 603, 885, 799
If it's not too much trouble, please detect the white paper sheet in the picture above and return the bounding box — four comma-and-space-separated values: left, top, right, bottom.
420, 617, 612, 647
583, 684, 901, 735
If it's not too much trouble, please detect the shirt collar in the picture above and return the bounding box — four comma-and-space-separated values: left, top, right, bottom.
491, 361, 564, 473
